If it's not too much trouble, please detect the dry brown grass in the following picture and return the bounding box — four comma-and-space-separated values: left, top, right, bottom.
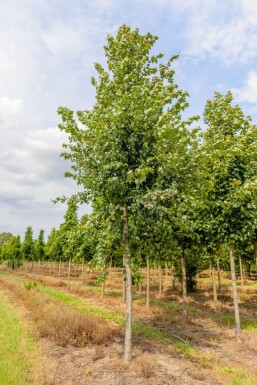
0, 276, 112, 347
134, 353, 156, 378
34, 299, 110, 346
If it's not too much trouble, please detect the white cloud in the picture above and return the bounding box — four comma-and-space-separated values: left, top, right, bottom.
0, 126, 83, 236
42, 21, 86, 55
182, 1, 257, 63
232, 71, 257, 105
0, 97, 23, 131
143, 0, 257, 64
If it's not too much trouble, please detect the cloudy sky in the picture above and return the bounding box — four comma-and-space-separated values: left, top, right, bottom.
1, 0, 257, 238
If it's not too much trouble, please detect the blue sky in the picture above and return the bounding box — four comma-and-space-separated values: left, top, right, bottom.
1, 0, 257, 238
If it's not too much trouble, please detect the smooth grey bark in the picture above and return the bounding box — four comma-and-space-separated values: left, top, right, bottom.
159, 265, 162, 295
254, 239, 257, 277
81, 256, 84, 278
146, 255, 150, 309
165, 262, 168, 282
171, 264, 176, 290
229, 244, 241, 341
101, 265, 106, 299
122, 255, 126, 303
239, 254, 244, 286
74, 263, 77, 280
217, 258, 221, 290
123, 207, 132, 363
210, 254, 217, 302
181, 249, 187, 315
67, 257, 71, 291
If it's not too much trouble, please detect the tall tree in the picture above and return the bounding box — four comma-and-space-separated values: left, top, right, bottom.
58, 25, 194, 361
201, 91, 257, 340
35, 229, 45, 261
21, 226, 35, 263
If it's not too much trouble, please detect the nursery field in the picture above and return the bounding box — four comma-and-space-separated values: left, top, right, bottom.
1, 264, 257, 385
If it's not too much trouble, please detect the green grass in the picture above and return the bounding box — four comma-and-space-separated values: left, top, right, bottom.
221, 366, 257, 385
0, 291, 37, 385
174, 341, 197, 357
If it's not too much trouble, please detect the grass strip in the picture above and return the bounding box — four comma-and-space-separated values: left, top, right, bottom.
0, 290, 36, 385
1, 272, 169, 342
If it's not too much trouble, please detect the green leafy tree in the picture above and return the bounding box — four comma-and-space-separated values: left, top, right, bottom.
21, 226, 35, 262
200, 91, 257, 340
0, 232, 13, 246
58, 196, 79, 288
58, 25, 196, 361
35, 229, 45, 261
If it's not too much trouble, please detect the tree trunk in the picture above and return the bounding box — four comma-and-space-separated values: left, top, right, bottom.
74, 263, 77, 280
81, 257, 84, 278
101, 265, 106, 299
67, 258, 71, 291
171, 264, 176, 290
165, 262, 168, 282
25, 260, 28, 275
122, 255, 126, 303
217, 258, 221, 290
254, 239, 257, 276
181, 249, 187, 315
229, 244, 241, 341
210, 254, 217, 302
159, 265, 162, 295
239, 254, 244, 286
58, 259, 61, 276
123, 207, 132, 363
146, 255, 150, 309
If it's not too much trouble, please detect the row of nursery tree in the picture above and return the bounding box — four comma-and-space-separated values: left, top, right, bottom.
1, 25, 257, 361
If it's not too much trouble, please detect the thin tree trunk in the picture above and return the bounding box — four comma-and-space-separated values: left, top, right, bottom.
239, 254, 244, 286
210, 253, 217, 302
254, 239, 257, 276
67, 258, 71, 290
81, 257, 84, 278
58, 259, 61, 276
146, 255, 150, 309
122, 255, 126, 303
217, 258, 221, 290
229, 244, 241, 341
123, 207, 132, 363
38, 260, 40, 274
171, 264, 176, 290
159, 265, 162, 295
25, 260, 28, 275
181, 249, 187, 315
74, 263, 77, 280
101, 265, 106, 299
165, 262, 168, 282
